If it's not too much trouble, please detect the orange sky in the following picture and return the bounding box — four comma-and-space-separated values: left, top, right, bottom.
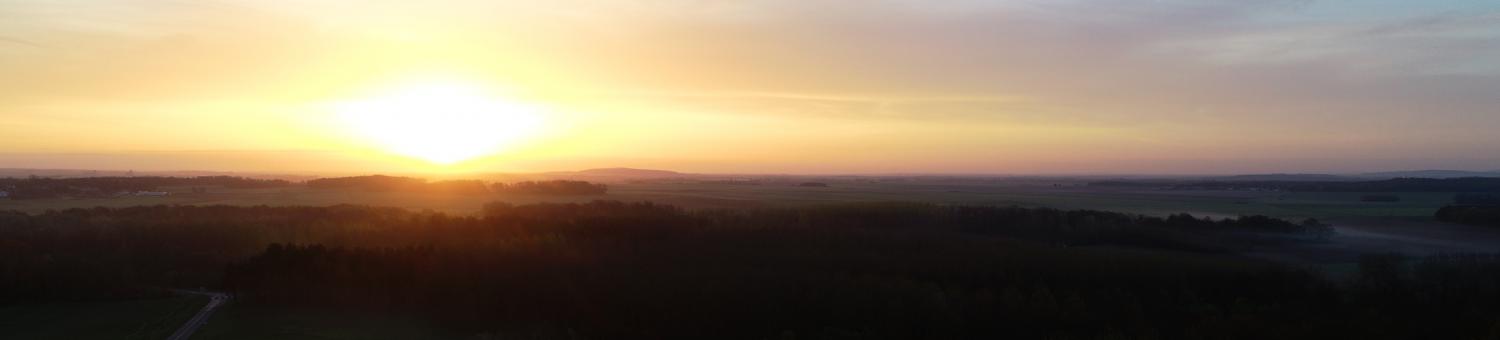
2, 1, 1498, 174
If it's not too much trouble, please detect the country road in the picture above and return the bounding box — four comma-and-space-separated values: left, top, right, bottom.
166, 290, 229, 340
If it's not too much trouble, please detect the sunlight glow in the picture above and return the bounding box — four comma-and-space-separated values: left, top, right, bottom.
333, 81, 545, 164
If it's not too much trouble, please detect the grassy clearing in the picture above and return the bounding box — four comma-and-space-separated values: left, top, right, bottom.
1260, 191, 1456, 218
0, 182, 1459, 220
192, 304, 451, 340
0, 295, 207, 340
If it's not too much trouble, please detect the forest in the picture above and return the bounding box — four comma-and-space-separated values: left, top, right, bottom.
2, 201, 1496, 338
1433, 193, 1500, 227
492, 180, 609, 195
1436, 205, 1500, 227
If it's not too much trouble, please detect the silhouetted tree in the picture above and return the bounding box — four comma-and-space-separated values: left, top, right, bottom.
493, 180, 607, 195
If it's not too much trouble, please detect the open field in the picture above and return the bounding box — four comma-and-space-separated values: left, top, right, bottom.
0, 295, 207, 340
191, 304, 451, 340
0, 179, 1478, 283
0, 179, 1460, 220
0, 294, 445, 340
6, 179, 1471, 272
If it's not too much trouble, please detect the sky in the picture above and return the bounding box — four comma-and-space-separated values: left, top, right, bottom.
1, 0, 1498, 175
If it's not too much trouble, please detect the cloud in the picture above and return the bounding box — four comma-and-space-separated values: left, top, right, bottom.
1161, 9, 1500, 75
0, 35, 47, 48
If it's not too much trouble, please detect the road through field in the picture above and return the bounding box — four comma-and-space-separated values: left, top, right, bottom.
166, 290, 229, 340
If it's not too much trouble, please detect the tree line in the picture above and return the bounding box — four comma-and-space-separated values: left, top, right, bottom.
1436, 193, 1500, 227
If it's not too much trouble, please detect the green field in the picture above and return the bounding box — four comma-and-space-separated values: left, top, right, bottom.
0, 295, 206, 340
0, 181, 1458, 221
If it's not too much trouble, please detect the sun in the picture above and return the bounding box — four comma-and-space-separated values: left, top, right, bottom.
332, 81, 545, 164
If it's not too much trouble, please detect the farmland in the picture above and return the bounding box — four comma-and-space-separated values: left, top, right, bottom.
0, 177, 1460, 220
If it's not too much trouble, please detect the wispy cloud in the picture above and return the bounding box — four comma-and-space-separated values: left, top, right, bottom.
0, 35, 47, 48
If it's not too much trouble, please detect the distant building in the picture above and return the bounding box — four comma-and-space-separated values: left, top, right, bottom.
134, 191, 170, 197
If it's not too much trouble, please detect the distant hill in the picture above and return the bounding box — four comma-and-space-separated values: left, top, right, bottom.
572, 168, 683, 177
1360, 170, 1500, 179
1205, 173, 1361, 182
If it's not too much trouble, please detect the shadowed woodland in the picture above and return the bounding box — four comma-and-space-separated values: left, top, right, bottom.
2, 202, 1498, 339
